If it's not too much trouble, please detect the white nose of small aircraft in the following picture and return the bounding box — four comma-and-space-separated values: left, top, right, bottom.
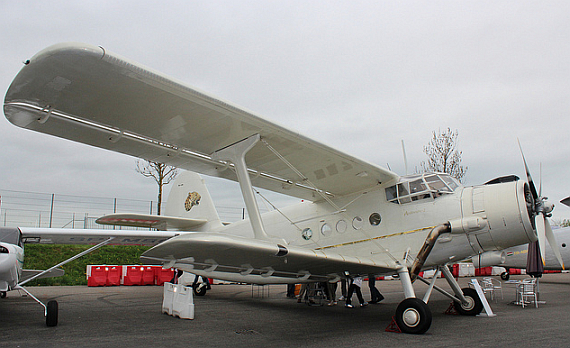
0, 243, 21, 291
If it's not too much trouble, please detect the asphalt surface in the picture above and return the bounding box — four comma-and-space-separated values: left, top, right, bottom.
1, 273, 569, 348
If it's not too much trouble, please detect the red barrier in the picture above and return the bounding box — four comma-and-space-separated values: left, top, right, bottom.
87, 265, 179, 287
123, 266, 144, 286
475, 267, 493, 276
141, 266, 156, 285
156, 267, 175, 286
87, 266, 108, 287
452, 264, 459, 278
107, 266, 122, 286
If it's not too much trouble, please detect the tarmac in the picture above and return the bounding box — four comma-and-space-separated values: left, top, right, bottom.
1, 273, 569, 348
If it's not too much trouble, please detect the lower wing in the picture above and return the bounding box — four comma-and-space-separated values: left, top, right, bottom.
141, 232, 399, 284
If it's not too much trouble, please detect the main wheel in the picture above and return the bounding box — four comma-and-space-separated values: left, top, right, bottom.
193, 283, 207, 296
394, 298, 432, 334
500, 271, 510, 281
46, 300, 58, 327
0, 291, 6, 299
453, 288, 483, 316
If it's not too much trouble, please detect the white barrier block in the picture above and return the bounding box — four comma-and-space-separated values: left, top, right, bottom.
172, 284, 194, 320
162, 282, 175, 315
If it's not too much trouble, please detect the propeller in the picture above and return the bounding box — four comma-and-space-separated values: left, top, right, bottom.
518, 140, 564, 269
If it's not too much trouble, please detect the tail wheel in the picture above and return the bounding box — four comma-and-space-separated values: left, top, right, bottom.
46, 300, 58, 327
453, 288, 483, 316
394, 298, 432, 334
0, 292, 6, 299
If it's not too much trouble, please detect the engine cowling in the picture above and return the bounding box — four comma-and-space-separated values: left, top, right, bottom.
455, 180, 535, 253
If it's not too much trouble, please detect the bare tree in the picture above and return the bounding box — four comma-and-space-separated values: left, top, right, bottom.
136, 159, 179, 215
420, 128, 467, 182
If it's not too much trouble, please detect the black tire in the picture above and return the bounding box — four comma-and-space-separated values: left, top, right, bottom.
46, 300, 58, 327
394, 298, 432, 334
500, 271, 510, 281
453, 287, 483, 316
0, 291, 6, 299
193, 284, 207, 297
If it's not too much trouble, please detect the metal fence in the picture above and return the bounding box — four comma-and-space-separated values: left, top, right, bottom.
0, 189, 246, 229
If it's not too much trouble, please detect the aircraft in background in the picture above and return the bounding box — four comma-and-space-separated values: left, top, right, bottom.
473, 225, 570, 280
3, 43, 563, 334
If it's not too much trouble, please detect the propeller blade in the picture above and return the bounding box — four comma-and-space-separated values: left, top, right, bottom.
535, 214, 546, 264
545, 219, 565, 269
539, 163, 542, 198
518, 139, 538, 200
561, 196, 570, 207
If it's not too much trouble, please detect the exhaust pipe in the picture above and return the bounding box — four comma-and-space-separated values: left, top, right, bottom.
410, 223, 451, 280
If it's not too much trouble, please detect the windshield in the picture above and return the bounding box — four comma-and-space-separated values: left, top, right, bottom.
385, 173, 460, 204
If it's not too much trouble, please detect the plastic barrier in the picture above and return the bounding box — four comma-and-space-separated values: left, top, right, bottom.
156, 267, 175, 286
475, 267, 493, 276
162, 282, 175, 315
172, 284, 195, 319
162, 282, 194, 319
123, 266, 144, 286
107, 266, 122, 286
87, 265, 108, 287
87, 265, 183, 287
141, 266, 157, 285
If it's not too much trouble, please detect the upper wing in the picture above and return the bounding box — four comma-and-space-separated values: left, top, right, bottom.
95, 213, 207, 231
141, 232, 399, 282
19, 227, 182, 246
4, 43, 399, 201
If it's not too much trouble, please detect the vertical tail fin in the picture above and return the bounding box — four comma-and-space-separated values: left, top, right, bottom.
163, 171, 223, 231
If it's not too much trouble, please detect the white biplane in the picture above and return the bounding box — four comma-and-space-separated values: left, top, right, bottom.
3, 43, 564, 334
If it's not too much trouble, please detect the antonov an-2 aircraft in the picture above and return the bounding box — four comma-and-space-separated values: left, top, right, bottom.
3, 43, 564, 334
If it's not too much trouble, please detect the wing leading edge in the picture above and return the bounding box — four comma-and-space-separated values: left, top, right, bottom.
4, 43, 399, 201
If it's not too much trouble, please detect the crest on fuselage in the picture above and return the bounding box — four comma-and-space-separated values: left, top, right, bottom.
184, 192, 201, 211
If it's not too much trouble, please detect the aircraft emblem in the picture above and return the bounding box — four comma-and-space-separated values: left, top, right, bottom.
184, 192, 201, 211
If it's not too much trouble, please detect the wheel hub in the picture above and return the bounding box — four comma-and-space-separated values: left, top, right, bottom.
403, 308, 420, 327
461, 296, 475, 311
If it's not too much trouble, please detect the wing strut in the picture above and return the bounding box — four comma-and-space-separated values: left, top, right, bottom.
211, 134, 283, 243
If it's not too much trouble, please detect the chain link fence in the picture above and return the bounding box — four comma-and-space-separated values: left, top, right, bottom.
0, 189, 246, 229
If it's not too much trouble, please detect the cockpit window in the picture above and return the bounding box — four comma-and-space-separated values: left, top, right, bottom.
385, 173, 461, 204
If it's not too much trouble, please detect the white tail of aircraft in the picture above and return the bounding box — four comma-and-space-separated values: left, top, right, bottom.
163, 171, 224, 231
95, 171, 224, 231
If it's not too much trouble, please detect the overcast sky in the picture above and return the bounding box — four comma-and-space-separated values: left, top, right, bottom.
1, 1, 569, 221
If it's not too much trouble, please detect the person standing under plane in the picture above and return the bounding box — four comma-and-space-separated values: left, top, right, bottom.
368, 274, 384, 304
345, 276, 368, 308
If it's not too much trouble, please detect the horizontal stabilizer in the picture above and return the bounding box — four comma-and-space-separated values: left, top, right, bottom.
21, 268, 65, 282
96, 213, 207, 231
19, 227, 182, 246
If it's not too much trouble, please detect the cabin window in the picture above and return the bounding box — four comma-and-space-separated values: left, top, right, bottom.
369, 213, 381, 226
352, 216, 364, 229
336, 220, 347, 233
321, 223, 332, 237
302, 228, 313, 240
